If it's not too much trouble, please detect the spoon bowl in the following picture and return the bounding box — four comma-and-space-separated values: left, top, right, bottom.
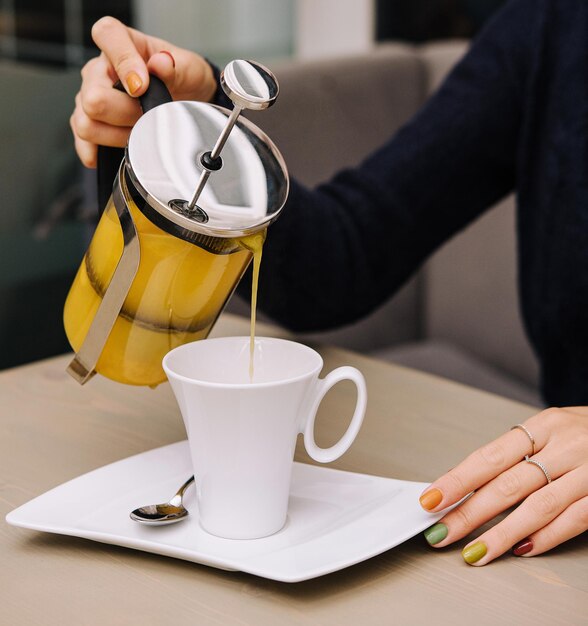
130, 475, 195, 525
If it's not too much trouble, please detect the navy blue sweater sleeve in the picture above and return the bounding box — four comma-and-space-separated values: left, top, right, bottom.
235, 0, 540, 332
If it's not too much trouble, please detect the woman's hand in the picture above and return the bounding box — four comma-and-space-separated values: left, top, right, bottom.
70, 16, 216, 168
420, 407, 588, 564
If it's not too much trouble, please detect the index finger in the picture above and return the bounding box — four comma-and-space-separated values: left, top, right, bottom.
419, 419, 547, 511
91, 16, 148, 96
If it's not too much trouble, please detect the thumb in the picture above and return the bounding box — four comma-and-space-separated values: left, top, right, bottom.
92, 16, 149, 96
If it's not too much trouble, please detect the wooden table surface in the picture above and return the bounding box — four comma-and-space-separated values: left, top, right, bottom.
1, 314, 586, 625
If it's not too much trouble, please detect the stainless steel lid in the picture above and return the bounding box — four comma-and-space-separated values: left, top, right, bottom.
125, 100, 288, 238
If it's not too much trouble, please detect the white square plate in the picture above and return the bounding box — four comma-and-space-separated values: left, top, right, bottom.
6, 441, 442, 582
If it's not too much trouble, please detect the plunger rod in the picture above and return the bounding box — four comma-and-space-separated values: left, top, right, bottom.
187, 105, 243, 211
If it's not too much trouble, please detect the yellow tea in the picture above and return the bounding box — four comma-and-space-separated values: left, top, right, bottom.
63, 191, 264, 387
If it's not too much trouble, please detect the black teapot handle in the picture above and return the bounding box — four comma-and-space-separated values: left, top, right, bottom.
138, 74, 173, 113
97, 75, 172, 212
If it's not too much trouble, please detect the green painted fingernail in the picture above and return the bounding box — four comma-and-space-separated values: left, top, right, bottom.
424, 523, 448, 546
462, 541, 487, 565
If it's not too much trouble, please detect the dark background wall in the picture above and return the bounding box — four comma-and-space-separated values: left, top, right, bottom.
376, 0, 506, 42
1, 0, 132, 66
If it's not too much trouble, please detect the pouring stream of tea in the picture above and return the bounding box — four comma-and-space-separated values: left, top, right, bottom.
237, 231, 266, 381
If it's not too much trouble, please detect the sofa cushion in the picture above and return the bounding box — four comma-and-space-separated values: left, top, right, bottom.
0, 62, 84, 370
370, 339, 542, 407
0, 61, 80, 232
423, 196, 540, 388
416, 42, 539, 388
255, 43, 425, 186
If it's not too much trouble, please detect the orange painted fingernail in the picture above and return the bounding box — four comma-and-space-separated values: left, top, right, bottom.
419, 488, 443, 511
160, 50, 176, 68
126, 71, 142, 95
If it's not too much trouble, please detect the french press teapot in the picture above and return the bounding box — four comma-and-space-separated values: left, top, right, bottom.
64, 60, 288, 387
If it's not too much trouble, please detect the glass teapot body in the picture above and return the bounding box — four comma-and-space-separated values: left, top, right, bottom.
63, 70, 287, 387
63, 167, 260, 387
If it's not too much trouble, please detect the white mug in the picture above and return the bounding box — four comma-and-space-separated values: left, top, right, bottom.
162, 336, 367, 539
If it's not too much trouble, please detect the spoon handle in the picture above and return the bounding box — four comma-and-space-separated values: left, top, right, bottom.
169, 475, 195, 507
177, 475, 195, 496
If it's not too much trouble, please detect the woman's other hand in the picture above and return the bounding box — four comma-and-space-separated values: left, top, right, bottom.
70, 16, 216, 168
420, 407, 588, 564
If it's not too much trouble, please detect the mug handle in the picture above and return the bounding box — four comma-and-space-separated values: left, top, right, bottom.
302, 366, 367, 463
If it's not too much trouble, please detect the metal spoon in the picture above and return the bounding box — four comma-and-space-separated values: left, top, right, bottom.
130, 475, 195, 525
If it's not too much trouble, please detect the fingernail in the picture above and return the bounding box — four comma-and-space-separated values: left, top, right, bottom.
419, 488, 443, 511
462, 541, 487, 565
160, 50, 176, 68
512, 538, 533, 556
126, 71, 142, 95
424, 522, 448, 546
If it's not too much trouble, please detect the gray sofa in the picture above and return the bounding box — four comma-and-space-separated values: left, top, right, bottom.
234, 42, 542, 407
0, 61, 86, 368
1, 46, 541, 406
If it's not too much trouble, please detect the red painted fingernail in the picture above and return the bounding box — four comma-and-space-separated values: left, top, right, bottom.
419, 488, 443, 511
160, 50, 176, 68
512, 538, 533, 556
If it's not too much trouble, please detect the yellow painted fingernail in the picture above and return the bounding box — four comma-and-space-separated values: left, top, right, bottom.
126, 71, 142, 95
419, 488, 443, 511
462, 541, 487, 565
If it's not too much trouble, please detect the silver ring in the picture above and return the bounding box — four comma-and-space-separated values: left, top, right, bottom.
525, 455, 552, 485
511, 424, 536, 456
